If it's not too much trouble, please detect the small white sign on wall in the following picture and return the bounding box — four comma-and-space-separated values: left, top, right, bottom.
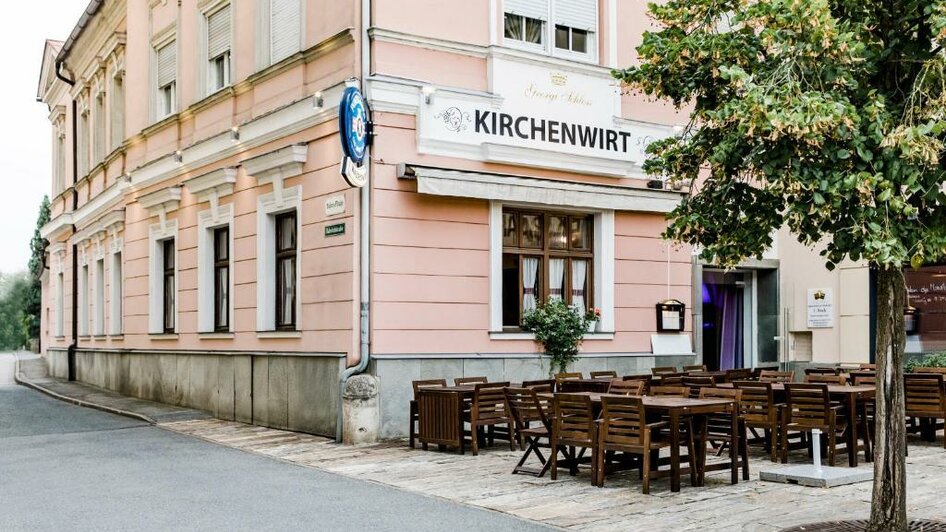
324, 195, 346, 217
807, 288, 834, 328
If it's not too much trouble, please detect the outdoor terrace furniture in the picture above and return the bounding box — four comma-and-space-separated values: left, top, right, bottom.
621, 374, 653, 394
464, 382, 515, 455
696, 387, 750, 482
780, 383, 849, 465
759, 370, 795, 383
805, 367, 841, 376
522, 379, 555, 389
455, 376, 488, 386
724, 368, 753, 382
559, 378, 611, 393
504, 386, 559, 476
652, 366, 678, 376
554, 372, 583, 390
904, 374, 946, 448
913, 367, 946, 375
416, 386, 468, 453
590, 370, 618, 379
684, 364, 708, 373
659, 373, 686, 386
850, 372, 876, 385
682, 376, 717, 399
550, 393, 599, 483
805, 374, 848, 385
409, 379, 447, 449
649, 386, 689, 398
860, 363, 877, 370
607, 378, 645, 396
733, 380, 780, 462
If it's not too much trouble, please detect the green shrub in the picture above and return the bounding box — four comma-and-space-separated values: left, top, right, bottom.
521, 299, 590, 375
905, 352, 946, 372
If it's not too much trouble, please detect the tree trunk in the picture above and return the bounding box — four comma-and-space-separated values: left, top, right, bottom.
867, 266, 908, 532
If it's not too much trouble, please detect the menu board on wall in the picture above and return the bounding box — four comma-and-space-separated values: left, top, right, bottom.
806, 288, 834, 328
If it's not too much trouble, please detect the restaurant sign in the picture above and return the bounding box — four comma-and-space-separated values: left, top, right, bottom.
417, 58, 673, 172
807, 288, 834, 328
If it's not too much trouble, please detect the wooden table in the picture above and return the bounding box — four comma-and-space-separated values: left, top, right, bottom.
416, 386, 475, 453
720, 383, 875, 466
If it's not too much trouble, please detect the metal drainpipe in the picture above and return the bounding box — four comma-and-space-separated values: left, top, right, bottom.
55, 59, 79, 381
336, 0, 373, 443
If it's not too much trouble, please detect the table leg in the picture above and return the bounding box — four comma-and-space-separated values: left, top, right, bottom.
730, 406, 738, 485
670, 410, 681, 492
848, 394, 858, 467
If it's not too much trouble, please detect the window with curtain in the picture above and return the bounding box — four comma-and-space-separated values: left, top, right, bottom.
275, 211, 297, 330
503, 0, 597, 56
553, 0, 596, 55
213, 226, 229, 332
207, 4, 231, 92
163, 239, 175, 333
501, 209, 593, 328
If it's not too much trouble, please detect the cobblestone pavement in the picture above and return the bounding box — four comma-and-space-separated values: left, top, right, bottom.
163, 419, 946, 531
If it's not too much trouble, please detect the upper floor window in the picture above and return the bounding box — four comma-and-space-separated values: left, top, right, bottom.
504, 0, 597, 60
155, 40, 177, 118
110, 72, 125, 151
258, 0, 302, 69
206, 4, 232, 93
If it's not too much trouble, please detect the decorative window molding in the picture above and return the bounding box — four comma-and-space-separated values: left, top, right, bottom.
183, 167, 237, 207
138, 186, 182, 228
242, 143, 307, 204
256, 185, 302, 332
197, 203, 234, 333
50, 243, 67, 338
148, 219, 178, 334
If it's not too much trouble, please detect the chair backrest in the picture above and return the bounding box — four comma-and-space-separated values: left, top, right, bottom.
553, 393, 596, 445
554, 372, 583, 384
759, 370, 795, 383
859, 363, 877, 370
733, 380, 776, 423
904, 374, 946, 415
648, 385, 688, 398
804, 367, 840, 376
590, 370, 618, 380
913, 367, 946, 375
724, 368, 753, 382
651, 366, 678, 376
608, 378, 645, 396
472, 382, 510, 422
504, 386, 551, 432
784, 383, 832, 426
455, 376, 488, 386
684, 364, 708, 373
660, 373, 686, 386
699, 387, 742, 435
682, 375, 716, 398
699, 386, 742, 401
411, 379, 447, 399
853, 374, 877, 386
559, 379, 610, 393
599, 395, 646, 446
849, 371, 875, 384
804, 374, 847, 385
522, 379, 555, 389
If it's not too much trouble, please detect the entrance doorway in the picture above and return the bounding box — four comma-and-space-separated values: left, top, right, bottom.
702, 271, 745, 371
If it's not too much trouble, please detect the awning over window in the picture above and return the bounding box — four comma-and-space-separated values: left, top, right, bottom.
397, 164, 683, 214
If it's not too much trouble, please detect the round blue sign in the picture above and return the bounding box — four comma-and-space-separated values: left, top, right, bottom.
339, 86, 369, 165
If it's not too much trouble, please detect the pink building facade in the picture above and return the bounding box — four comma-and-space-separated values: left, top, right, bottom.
38, 0, 696, 439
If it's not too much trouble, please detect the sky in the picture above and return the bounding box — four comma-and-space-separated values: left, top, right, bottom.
0, 1, 88, 274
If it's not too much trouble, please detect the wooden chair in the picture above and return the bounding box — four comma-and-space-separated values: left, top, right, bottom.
804, 374, 848, 385
805, 367, 840, 376
591, 370, 618, 380
859, 363, 877, 370
684, 364, 708, 373
853, 374, 876, 386
504, 386, 559, 476
550, 394, 598, 483
648, 386, 689, 398
781, 383, 848, 465
725, 368, 753, 382
595, 395, 694, 494
682, 375, 716, 399
409, 379, 447, 449
733, 380, 780, 462
523, 379, 555, 389
913, 367, 946, 375
455, 376, 488, 386
697, 387, 750, 481
464, 382, 514, 455
904, 374, 946, 448
660, 373, 686, 386
608, 378, 645, 396
652, 366, 678, 376
554, 372, 583, 391
759, 370, 795, 383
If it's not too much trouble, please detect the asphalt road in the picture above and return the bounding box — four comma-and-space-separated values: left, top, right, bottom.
0, 369, 548, 531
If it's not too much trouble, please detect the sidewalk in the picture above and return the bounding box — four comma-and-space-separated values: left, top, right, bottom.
13, 353, 210, 424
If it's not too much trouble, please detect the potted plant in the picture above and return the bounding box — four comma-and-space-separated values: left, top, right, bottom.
521, 299, 592, 375
584, 307, 601, 333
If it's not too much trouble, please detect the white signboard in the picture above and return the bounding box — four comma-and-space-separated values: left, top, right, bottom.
807, 288, 834, 328
324, 194, 346, 217
417, 58, 673, 173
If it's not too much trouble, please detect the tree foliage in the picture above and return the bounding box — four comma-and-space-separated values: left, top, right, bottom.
26, 196, 50, 341
0, 271, 30, 350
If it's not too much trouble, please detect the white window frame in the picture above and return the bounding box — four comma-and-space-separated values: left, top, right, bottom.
197, 204, 234, 333
93, 90, 106, 164
77, 108, 90, 178
148, 220, 179, 334
151, 29, 178, 122
488, 200, 614, 334
502, 0, 599, 63
110, 245, 123, 336
93, 256, 105, 336
502, 12, 547, 53
256, 186, 302, 332
110, 70, 125, 151
78, 259, 89, 337
200, 0, 233, 97
256, 0, 305, 71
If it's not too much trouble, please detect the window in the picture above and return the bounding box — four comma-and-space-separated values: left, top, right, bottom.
162, 239, 175, 333
213, 226, 229, 332
261, 0, 302, 67
501, 209, 593, 328
94, 258, 105, 336
79, 264, 89, 336
504, 13, 544, 45
77, 110, 89, 178
54, 127, 65, 193
110, 251, 122, 335
207, 4, 231, 93
110, 73, 124, 151
55, 271, 64, 337
155, 41, 177, 118
274, 212, 297, 330
555, 25, 588, 53
93, 92, 106, 163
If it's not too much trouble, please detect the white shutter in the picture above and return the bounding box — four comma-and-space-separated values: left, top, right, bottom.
207, 5, 231, 59
270, 0, 301, 63
505, 0, 548, 21
554, 0, 597, 31
156, 41, 177, 87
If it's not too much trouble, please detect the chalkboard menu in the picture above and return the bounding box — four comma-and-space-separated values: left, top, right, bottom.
905, 265, 946, 352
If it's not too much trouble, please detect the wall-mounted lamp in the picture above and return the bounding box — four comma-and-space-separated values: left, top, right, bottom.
421, 85, 437, 105
313, 91, 324, 109
230, 126, 240, 142
173, 150, 183, 163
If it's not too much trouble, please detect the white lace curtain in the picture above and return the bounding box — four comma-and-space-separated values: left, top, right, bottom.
522, 257, 539, 312
571, 259, 587, 313
549, 259, 565, 301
